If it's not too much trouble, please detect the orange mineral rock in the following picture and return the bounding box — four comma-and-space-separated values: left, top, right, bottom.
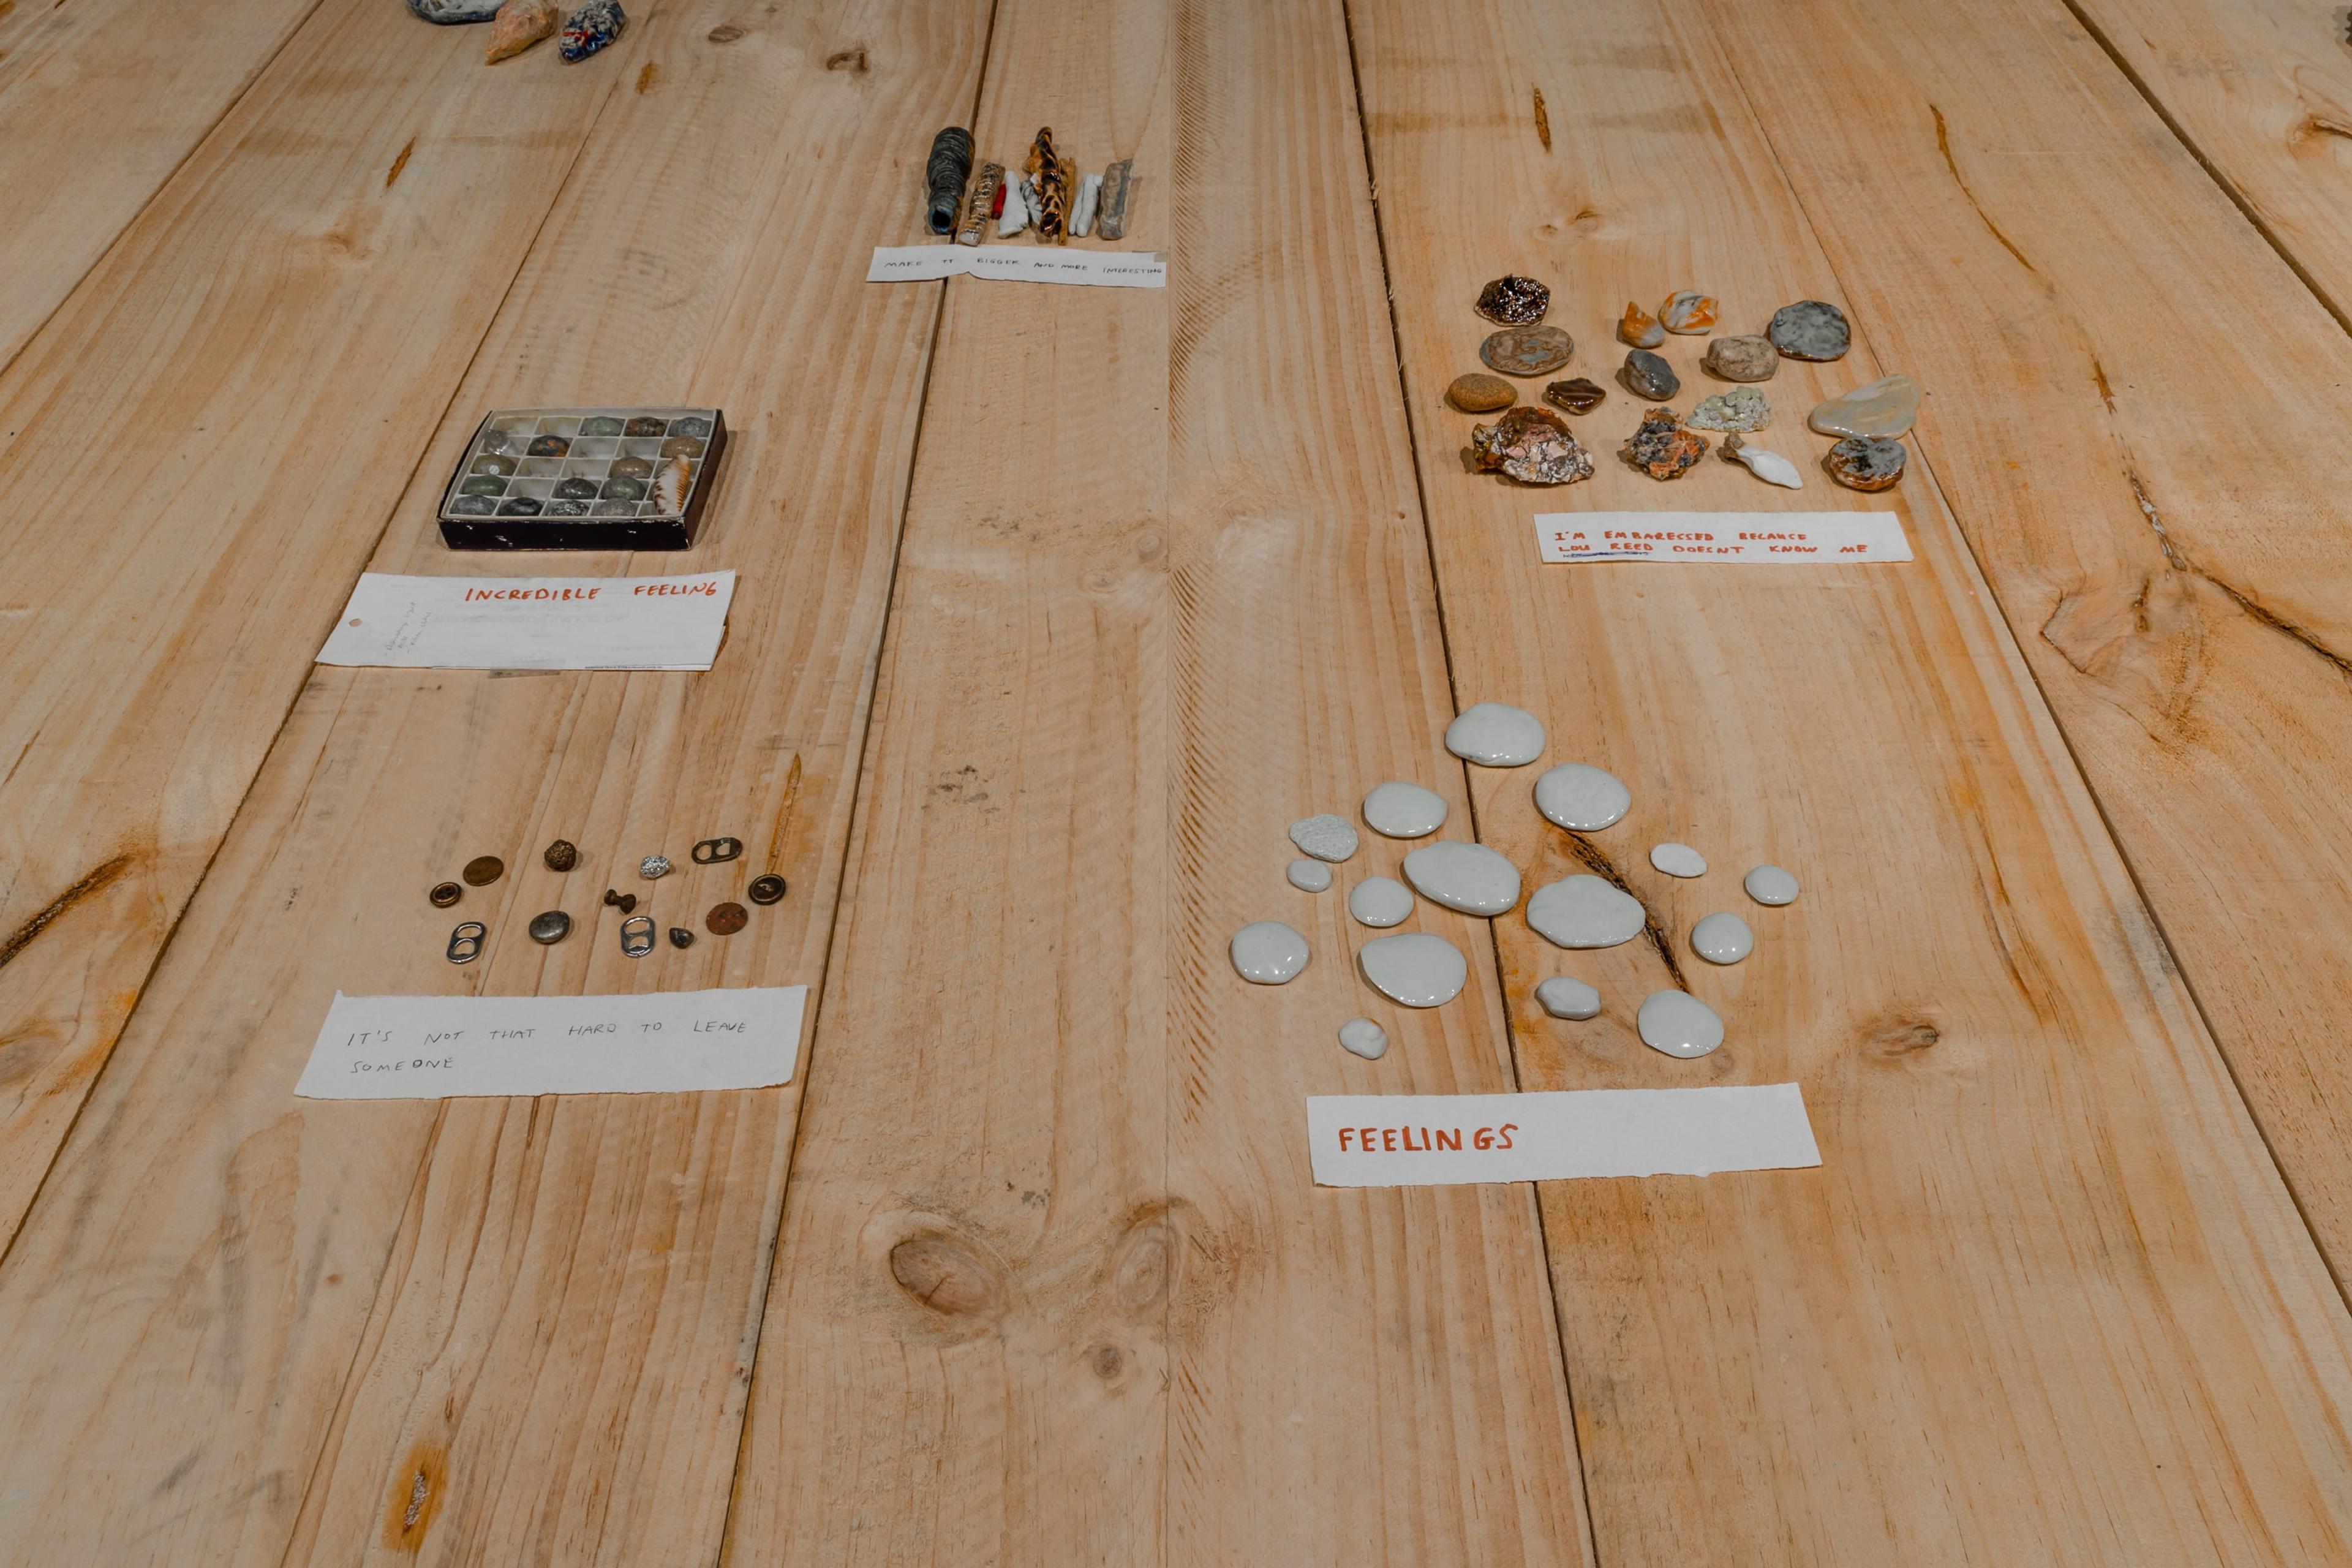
1619, 300, 1664, 348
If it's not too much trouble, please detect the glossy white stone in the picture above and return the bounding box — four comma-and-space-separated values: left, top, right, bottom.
1286, 858, 1333, 893
1401, 841, 1521, 916
1649, 842, 1706, 878
1525, 875, 1646, 949
1744, 864, 1800, 906
1289, 814, 1359, 863
1533, 763, 1630, 832
1231, 921, 1309, 984
1725, 440, 1803, 488
1691, 911, 1754, 965
1338, 1017, 1389, 1060
1362, 780, 1449, 839
1637, 990, 1725, 1058
1357, 932, 1469, 1008
1443, 701, 1547, 767
1534, 976, 1602, 1019
1347, 875, 1415, 928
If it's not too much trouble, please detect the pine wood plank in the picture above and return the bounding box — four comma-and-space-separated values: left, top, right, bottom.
1350, 0, 2352, 1559
1683, 0, 2352, 1287
0, 0, 638, 1251
0, 0, 322, 374
0, 2, 992, 1562
718, 0, 1593, 1559
2059, 0, 2352, 325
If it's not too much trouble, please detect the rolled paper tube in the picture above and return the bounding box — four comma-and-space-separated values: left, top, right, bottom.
1070, 172, 1103, 237
925, 126, 973, 235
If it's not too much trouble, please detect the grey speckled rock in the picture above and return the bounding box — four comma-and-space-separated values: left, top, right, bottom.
410, 0, 503, 18
1620, 349, 1679, 402
1767, 300, 1850, 362
1701, 334, 1779, 382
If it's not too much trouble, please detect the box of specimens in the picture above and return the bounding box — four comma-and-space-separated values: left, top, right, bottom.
438, 406, 727, 550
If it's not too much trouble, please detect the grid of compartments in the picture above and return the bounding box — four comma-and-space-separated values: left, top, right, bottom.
442, 409, 717, 520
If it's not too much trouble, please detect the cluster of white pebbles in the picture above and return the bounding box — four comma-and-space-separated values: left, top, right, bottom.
1229, 702, 1800, 1062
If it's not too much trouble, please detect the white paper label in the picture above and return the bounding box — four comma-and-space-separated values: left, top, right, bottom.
1532, 512, 1910, 564
1306, 1084, 1821, 1186
315, 571, 736, 670
866, 244, 1167, 288
296, 986, 805, 1099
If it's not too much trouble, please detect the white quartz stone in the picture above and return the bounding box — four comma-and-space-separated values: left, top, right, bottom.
1231, 921, 1308, 984
1443, 701, 1547, 767
1533, 763, 1630, 832
1691, 910, 1754, 965
1743, 864, 1800, 906
1526, 875, 1646, 949
1362, 780, 1449, 839
1347, 875, 1415, 928
1534, 976, 1602, 1019
1357, 932, 1468, 1008
1286, 858, 1333, 893
1338, 1017, 1389, 1060
1637, 990, 1725, 1058
1400, 841, 1521, 916
1649, 842, 1706, 878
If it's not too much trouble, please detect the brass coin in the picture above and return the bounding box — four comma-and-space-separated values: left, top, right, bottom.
1480, 325, 1574, 378
429, 881, 462, 908
462, 855, 505, 887
527, 910, 572, 944
543, 840, 579, 873
706, 901, 749, 936
747, 875, 786, 905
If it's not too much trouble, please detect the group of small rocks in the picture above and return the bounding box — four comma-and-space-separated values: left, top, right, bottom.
1229, 701, 1803, 1065
408, 0, 627, 64
1449, 275, 1919, 492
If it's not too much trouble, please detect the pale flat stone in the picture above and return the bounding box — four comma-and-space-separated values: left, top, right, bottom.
1338, 1017, 1390, 1060
1649, 842, 1706, 878
1637, 990, 1725, 1058
1287, 859, 1333, 892
1357, 932, 1468, 1008
1526, 875, 1645, 949
1347, 876, 1415, 928
1401, 841, 1522, 916
1290, 814, 1359, 863
1363, 780, 1448, 839
1691, 911, 1754, 965
1231, 921, 1309, 984
1808, 374, 1920, 439
1535, 976, 1602, 1019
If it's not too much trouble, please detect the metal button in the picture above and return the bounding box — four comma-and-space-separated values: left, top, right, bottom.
527, 910, 571, 944
447, 921, 487, 963
462, 856, 505, 886
429, 881, 463, 908
668, 927, 696, 949
543, 840, 579, 872
639, 854, 673, 880
706, 901, 748, 936
747, 875, 786, 905
619, 914, 656, 957
692, 837, 743, 865
603, 888, 638, 915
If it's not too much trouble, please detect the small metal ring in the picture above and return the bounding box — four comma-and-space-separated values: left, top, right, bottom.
447, 921, 487, 964
619, 915, 656, 957
692, 837, 744, 865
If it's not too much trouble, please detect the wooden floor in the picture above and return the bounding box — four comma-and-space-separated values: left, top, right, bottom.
5, 0, 2352, 1559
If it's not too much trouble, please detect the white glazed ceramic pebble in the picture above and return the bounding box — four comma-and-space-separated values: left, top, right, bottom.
1362, 780, 1449, 839
1525, 875, 1646, 949
1347, 875, 1415, 928
1744, 864, 1800, 906
1533, 763, 1631, 832
1290, 813, 1360, 863
1650, 842, 1706, 878
1338, 1017, 1389, 1060
1231, 921, 1310, 984
1357, 932, 1469, 1008
1287, 858, 1333, 893
1637, 990, 1725, 1058
1727, 442, 1803, 489
1400, 841, 1522, 916
1535, 976, 1602, 1019
1691, 911, 1754, 964
1444, 702, 1547, 767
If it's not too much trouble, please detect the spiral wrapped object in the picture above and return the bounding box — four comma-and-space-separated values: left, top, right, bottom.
925, 127, 974, 235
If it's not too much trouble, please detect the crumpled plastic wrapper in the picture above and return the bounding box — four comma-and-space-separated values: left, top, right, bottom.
1472, 407, 1594, 485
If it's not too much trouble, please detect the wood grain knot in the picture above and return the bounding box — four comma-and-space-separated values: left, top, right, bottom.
707, 21, 745, 42
890, 1234, 1005, 1318
1866, 1018, 1942, 1058
824, 45, 868, 72
1109, 1213, 1175, 1317
379, 1443, 446, 1551
1090, 1344, 1125, 1379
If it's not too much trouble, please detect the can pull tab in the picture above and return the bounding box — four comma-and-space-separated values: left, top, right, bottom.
447, 921, 487, 964
692, 836, 744, 864
619, 914, 657, 958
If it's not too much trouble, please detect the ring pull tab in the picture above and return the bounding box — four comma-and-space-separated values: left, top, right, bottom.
447, 921, 487, 965
692, 836, 744, 865
619, 914, 656, 958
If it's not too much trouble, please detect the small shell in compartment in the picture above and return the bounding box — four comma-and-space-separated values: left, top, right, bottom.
650, 456, 691, 513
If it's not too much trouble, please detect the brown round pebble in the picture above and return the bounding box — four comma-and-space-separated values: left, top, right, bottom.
1480, 325, 1574, 377
1543, 377, 1607, 415
543, 839, 579, 873
1448, 372, 1517, 413
461, 855, 505, 887
706, 901, 750, 936
1701, 335, 1779, 383
1826, 436, 1907, 491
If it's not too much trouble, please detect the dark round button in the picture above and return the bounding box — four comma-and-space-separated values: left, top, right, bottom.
746, 875, 786, 906
429, 881, 462, 908
668, 927, 696, 949
543, 840, 579, 873
527, 910, 572, 944
462, 855, 505, 886
706, 901, 748, 936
